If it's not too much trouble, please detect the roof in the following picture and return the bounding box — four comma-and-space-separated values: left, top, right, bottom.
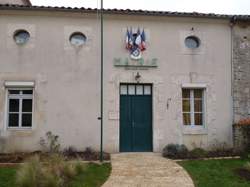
0, 4, 249, 21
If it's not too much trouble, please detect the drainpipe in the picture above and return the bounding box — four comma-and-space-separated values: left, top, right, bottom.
230, 16, 236, 147
230, 16, 236, 124
100, 0, 104, 162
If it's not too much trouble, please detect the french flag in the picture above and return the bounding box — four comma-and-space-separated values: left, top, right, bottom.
129, 28, 133, 48
135, 28, 142, 47
140, 29, 146, 51
125, 28, 131, 49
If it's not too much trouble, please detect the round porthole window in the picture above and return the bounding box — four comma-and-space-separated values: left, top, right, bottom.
14, 30, 30, 45
69, 32, 87, 47
185, 36, 200, 49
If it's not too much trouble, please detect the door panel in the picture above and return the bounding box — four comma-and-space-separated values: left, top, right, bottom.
120, 84, 152, 152
120, 95, 132, 152
132, 96, 152, 152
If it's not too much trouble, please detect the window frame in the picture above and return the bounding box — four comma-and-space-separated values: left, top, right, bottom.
69, 32, 87, 47
6, 88, 34, 129
13, 29, 30, 45
184, 36, 200, 49
182, 88, 205, 127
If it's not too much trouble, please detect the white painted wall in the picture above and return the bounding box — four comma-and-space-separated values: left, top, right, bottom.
0, 10, 232, 152
103, 15, 232, 152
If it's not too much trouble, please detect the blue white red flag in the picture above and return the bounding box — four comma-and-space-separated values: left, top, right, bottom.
135, 28, 142, 46
125, 28, 130, 49
129, 28, 133, 47
141, 29, 146, 51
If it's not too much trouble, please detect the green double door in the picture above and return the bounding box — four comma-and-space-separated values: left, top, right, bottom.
120, 84, 152, 152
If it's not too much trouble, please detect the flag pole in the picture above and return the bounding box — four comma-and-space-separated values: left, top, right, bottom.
100, 0, 104, 162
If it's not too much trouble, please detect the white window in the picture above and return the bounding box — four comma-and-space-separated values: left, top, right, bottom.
184, 36, 200, 49
69, 32, 87, 47
182, 88, 204, 126
14, 30, 30, 45
7, 89, 33, 128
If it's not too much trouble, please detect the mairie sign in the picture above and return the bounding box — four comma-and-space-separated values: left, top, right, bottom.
114, 57, 158, 67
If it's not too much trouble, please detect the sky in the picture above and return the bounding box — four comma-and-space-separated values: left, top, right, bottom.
30, 0, 250, 15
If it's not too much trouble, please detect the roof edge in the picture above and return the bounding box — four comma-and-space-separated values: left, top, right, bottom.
0, 4, 249, 21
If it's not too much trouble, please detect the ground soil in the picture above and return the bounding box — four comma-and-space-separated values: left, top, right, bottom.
234, 168, 250, 181
0, 150, 110, 163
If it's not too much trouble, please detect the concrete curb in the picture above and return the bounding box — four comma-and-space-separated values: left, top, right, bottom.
175, 156, 241, 162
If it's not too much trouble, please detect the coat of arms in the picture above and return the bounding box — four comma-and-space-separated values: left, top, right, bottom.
125, 28, 146, 60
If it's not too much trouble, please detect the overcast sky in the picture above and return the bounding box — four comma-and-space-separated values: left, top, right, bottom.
30, 0, 250, 15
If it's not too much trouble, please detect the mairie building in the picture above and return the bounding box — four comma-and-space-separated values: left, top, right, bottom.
0, 0, 249, 153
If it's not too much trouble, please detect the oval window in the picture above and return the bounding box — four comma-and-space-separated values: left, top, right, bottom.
185, 36, 200, 49
69, 32, 87, 47
14, 30, 30, 45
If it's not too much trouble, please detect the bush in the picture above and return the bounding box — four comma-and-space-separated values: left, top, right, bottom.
16, 156, 43, 187
163, 142, 240, 160
189, 148, 208, 159
63, 146, 79, 159
83, 147, 95, 159
244, 162, 250, 172
208, 141, 239, 157
162, 144, 188, 159
235, 118, 250, 152
16, 154, 86, 187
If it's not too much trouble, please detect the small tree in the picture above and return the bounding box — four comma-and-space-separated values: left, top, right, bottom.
39, 131, 61, 153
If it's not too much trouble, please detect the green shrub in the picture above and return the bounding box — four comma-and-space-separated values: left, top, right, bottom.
162, 144, 188, 159
16, 154, 86, 187
189, 148, 208, 159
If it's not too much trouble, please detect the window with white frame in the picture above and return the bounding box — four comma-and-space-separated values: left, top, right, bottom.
182, 88, 204, 126
7, 89, 33, 128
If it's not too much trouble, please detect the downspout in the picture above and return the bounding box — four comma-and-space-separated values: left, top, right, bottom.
230, 15, 236, 147
230, 16, 236, 124
100, 0, 104, 162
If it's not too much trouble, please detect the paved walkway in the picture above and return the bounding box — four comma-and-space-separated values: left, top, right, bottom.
102, 153, 194, 187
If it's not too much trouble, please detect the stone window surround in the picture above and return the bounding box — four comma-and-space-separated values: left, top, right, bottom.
181, 83, 208, 135
7, 24, 35, 49
64, 26, 93, 51
180, 30, 205, 55
171, 73, 216, 139
4, 81, 35, 131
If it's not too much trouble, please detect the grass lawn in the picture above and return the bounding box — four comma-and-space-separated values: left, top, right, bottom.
0, 163, 111, 187
179, 159, 250, 187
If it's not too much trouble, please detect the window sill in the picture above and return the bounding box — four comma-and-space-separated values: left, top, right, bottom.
7, 127, 33, 131
182, 126, 207, 135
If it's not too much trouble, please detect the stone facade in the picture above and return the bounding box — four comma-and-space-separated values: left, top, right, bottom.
233, 125, 245, 151
233, 22, 250, 123
232, 21, 250, 150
